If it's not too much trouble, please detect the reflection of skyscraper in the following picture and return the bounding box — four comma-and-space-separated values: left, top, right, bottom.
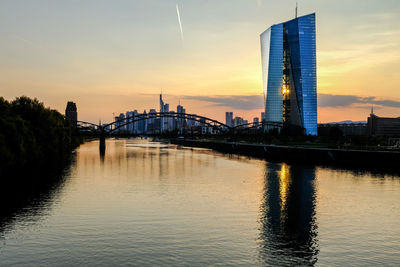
259, 163, 318, 265
261, 13, 317, 135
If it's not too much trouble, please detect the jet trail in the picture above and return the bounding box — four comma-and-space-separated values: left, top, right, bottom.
14, 35, 43, 49
176, 4, 184, 41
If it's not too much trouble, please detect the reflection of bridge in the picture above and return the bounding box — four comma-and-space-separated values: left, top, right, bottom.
76, 112, 285, 149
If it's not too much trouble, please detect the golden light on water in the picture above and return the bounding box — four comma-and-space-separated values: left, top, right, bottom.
279, 163, 290, 214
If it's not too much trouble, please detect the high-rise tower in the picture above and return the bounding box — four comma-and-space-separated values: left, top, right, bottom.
160, 94, 165, 132
65, 101, 77, 125
225, 112, 233, 127
260, 13, 317, 135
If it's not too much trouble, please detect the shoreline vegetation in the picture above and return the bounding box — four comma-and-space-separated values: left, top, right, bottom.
0, 96, 82, 191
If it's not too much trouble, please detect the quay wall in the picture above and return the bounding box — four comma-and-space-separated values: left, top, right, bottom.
171, 139, 400, 170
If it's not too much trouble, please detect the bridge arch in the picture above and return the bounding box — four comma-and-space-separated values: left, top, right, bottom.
106, 112, 229, 134
78, 112, 231, 135
77, 113, 297, 136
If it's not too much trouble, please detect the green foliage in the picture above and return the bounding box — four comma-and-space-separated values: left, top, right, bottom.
0, 96, 81, 178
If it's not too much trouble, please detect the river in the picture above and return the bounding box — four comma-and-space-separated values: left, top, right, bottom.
1, 139, 399, 266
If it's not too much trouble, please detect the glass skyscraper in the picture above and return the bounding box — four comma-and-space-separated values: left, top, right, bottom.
261, 13, 317, 135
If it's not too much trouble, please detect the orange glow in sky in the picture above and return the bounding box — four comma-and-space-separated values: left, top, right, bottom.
0, 0, 399, 123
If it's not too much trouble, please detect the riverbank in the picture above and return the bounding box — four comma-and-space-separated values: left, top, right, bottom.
171, 139, 400, 170
0, 96, 82, 177
0, 96, 82, 221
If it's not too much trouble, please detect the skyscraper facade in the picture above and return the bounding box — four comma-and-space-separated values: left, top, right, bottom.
260, 13, 317, 135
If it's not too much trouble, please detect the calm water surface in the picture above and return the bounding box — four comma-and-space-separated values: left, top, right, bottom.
1, 139, 399, 266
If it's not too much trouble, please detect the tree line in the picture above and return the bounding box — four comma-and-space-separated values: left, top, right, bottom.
0, 96, 81, 178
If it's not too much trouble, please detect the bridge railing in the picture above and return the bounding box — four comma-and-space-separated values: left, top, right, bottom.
231, 121, 286, 131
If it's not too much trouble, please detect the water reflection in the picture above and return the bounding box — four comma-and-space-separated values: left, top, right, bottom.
99, 145, 105, 163
1, 140, 400, 266
259, 163, 318, 265
0, 156, 73, 236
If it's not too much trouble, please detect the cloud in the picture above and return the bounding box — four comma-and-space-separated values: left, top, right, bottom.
184, 95, 264, 110
183, 94, 400, 110
318, 94, 400, 108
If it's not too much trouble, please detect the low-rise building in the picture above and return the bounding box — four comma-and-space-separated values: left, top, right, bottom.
368, 112, 400, 137
318, 122, 367, 136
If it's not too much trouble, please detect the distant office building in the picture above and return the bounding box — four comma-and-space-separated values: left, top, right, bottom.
142, 110, 148, 133
177, 104, 186, 130
233, 116, 244, 127
261, 112, 265, 122
261, 13, 317, 135
114, 113, 125, 132
253, 117, 259, 125
225, 112, 233, 127
126, 110, 137, 133
368, 111, 400, 137
318, 122, 367, 136
163, 103, 170, 131
126, 111, 133, 132
148, 109, 157, 133
187, 114, 196, 127
168, 111, 175, 131
65, 101, 77, 125
160, 94, 165, 132
132, 110, 139, 133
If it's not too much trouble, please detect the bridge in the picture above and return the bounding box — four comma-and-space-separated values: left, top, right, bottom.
76, 112, 286, 151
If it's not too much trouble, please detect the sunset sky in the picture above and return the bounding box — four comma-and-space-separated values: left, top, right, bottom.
0, 0, 399, 123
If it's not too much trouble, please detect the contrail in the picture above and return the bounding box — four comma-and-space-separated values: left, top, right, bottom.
176, 4, 184, 41
14, 35, 43, 49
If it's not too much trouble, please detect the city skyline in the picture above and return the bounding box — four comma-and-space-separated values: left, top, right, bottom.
0, 0, 399, 123
107, 94, 259, 134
